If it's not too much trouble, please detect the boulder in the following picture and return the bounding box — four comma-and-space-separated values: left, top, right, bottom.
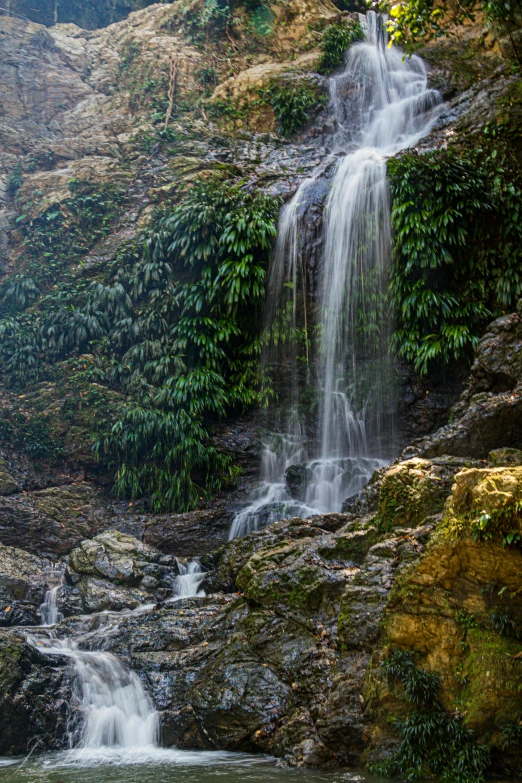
0, 458, 19, 496
65, 530, 178, 614
0, 629, 68, 754
0, 544, 53, 626
285, 464, 313, 502
489, 447, 522, 467
143, 506, 233, 558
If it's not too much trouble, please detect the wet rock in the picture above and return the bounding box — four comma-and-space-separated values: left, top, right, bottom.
0, 458, 19, 496
86, 513, 431, 765
285, 464, 313, 502
0, 629, 68, 754
0, 483, 112, 558
207, 514, 350, 593
64, 530, 178, 614
143, 506, 233, 558
412, 312, 522, 459
0, 544, 52, 627
69, 529, 163, 585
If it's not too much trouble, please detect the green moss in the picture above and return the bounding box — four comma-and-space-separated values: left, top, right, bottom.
459, 628, 522, 733
318, 528, 379, 564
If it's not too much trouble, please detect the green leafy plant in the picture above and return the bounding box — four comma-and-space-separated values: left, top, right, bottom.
372, 649, 491, 783
6, 163, 23, 197
382, 0, 522, 61
0, 411, 64, 460
264, 78, 326, 136
91, 178, 279, 511
318, 18, 363, 73
490, 610, 520, 638
500, 717, 522, 749
389, 135, 522, 375
469, 501, 522, 549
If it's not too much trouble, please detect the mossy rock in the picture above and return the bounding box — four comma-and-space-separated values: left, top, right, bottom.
460, 628, 522, 732
0, 460, 19, 497
318, 527, 380, 565
448, 466, 522, 517
236, 538, 346, 617
489, 447, 522, 467
375, 458, 456, 531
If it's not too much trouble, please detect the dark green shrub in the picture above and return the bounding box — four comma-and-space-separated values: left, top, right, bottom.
389, 131, 522, 375
318, 18, 364, 73
500, 717, 522, 749
93, 178, 279, 511
6, 163, 23, 197
373, 650, 491, 783
265, 78, 326, 136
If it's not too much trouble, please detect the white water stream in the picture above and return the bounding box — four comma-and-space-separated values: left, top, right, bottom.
25, 555, 206, 764
230, 12, 442, 538
172, 558, 205, 600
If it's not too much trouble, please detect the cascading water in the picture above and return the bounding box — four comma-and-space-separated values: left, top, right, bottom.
172, 558, 206, 599
39, 567, 65, 626
230, 11, 442, 538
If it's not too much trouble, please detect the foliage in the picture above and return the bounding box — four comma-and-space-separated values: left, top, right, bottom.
489, 610, 520, 638
0, 411, 64, 460
389, 131, 522, 375
20, 181, 124, 283
318, 18, 364, 73
0, 177, 278, 509
382, 0, 522, 60
264, 78, 326, 136
91, 179, 278, 510
372, 650, 491, 783
6, 163, 23, 197
500, 717, 522, 749
469, 501, 522, 549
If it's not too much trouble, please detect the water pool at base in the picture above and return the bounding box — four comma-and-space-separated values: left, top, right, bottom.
0, 752, 391, 783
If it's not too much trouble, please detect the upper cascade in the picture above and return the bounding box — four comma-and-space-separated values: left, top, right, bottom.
231, 11, 442, 537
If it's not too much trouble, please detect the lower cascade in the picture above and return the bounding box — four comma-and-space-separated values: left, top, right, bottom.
230, 11, 442, 538
38, 638, 158, 755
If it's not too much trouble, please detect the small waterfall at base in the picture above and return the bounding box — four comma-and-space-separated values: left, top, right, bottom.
230, 11, 442, 539
172, 558, 205, 599
27, 633, 159, 762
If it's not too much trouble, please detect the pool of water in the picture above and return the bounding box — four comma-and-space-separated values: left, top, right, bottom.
0, 750, 390, 783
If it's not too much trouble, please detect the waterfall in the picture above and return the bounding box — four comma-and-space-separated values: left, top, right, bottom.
230, 11, 441, 537
40, 586, 63, 626
27, 632, 159, 761
172, 558, 206, 599
39, 567, 65, 626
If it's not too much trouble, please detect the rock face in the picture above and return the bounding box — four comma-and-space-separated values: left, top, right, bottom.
411, 312, 522, 459
6, 0, 160, 29
0, 629, 68, 755
0, 483, 112, 558
0, 544, 52, 626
